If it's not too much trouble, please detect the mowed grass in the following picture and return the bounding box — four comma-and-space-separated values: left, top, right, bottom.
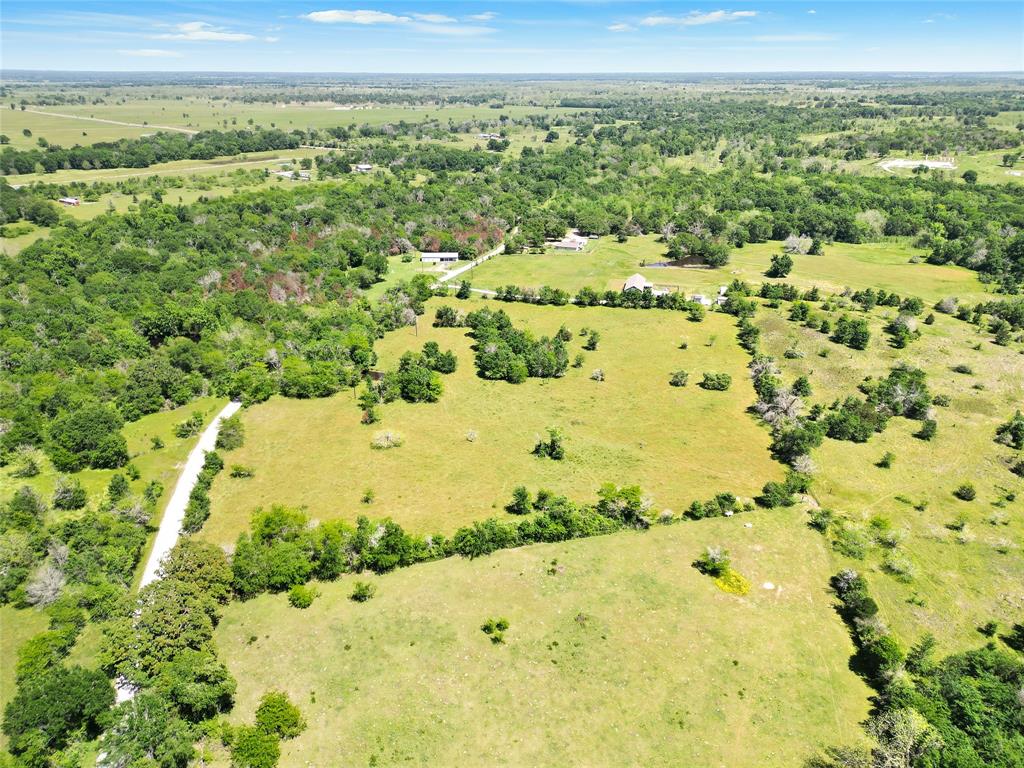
0, 605, 49, 748
755, 303, 1024, 651
214, 508, 872, 768
203, 298, 781, 547
469, 236, 993, 305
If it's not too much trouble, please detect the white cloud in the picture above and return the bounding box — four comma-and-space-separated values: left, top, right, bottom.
155, 21, 255, 41
117, 48, 183, 57
411, 13, 456, 23
753, 33, 836, 42
303, 9, 408, 24
264, 36, 280, 42
640, 10, 758, 27
468, 12, 497, 21
607, 22, 634, 32
302, 9, 492, 35
807, 8, 816, 13
409, 22, 493, 36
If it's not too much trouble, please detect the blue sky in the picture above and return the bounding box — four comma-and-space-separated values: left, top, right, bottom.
2, 1, 1022, 72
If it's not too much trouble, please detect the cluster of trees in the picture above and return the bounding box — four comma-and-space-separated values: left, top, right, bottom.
465, 308, 569, 383
182, 451, 225, 533
816, 570, 1024, 768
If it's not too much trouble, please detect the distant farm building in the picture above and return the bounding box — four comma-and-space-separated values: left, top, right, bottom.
57, 197, 80, 206
623, 273, 669, 297
690, 293, 714, 306
271, 170, 310, 181
420, 252, 459, 264
354, 163, 373, 173
477, 133, 502, 140
552, 233, 589, 251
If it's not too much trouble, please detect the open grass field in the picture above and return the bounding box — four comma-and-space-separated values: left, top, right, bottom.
213, 507, 872, 768
1, 147, 323, 185
4, 101, 573, 149
843, 150, 1024, 186
468, 236, 995, 305
202, 297, 781, 547
755, 302, 1024, 652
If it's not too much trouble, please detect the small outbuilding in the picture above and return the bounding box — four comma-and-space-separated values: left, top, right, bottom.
354, 163, 373, 173
553, 233, 589, 251
420, 252, 459, 264
57, 197, 80, 206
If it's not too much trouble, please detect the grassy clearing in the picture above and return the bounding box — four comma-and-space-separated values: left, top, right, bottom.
1, 147, 322, 186
843, 151, 1024, 186
468, 236, 993, 305
9, 102, 572, 145
0, 605, 49, 746
755, 303, 1024, 651
214, 508, 871, 768
203, 297, 780, 547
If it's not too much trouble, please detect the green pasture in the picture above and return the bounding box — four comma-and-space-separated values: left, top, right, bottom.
755, 302, 1024, 652
203, 298, 780, 547
214, 508, 872, 767
468, 236, 994, 304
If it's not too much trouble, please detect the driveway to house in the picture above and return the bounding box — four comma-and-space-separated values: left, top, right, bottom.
137, 400, 242, 588
114, 400, 241, 704
435, 241, 507, 286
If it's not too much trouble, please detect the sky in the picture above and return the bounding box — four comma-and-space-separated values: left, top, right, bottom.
1, 1, 1022, 73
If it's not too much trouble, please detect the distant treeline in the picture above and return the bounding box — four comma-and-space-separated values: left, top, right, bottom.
0, 128, 303, 175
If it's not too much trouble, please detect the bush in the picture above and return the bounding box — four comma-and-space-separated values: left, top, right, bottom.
350, 581, 376, 602
692, 546, 730, 577
481, 617, 510, 644
590, 368, 605, 382
583, 330, 600, 351
532, 427, 565, 460
174, 411, 205, 439
216, 414, 245, 451
995, 411, 1024, 449
52, 476, 87, 510
698, 372, 731, 391
287, 584, 317, 609
506, 486, 532, 515
877, 452, 896, 469
669, 370, 689, 387
230, 725, 280, 768
254, 690, 306, 739
370, 431, 403, 450
230, 465, 255, 479
915, 419, 937, 440
953, 483, 977, 501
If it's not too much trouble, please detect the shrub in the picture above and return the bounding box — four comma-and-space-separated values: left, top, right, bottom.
766, 252, 793, 278
150, 436, 165, 450
583, 330, 600, 351
532, 427, 565, 460
953, 483, 977, 501
370, 431, 403, 450
481, 617, 510, 644
692, 546, 730, 577
995, 411, 1024, 450
877, 452, 896, 469
174, 411, 205, 439
350, 581, 376, 602
590, 368, 604, 382
230, 465, 255, 479
52, 476, 87, 511
915, 419, 937, 441
952, 363, 973, 375
669, 370, 689, 387
287, 584, 317, 609
698, 372, 731, 391
506, 486, 532, 515
216, 414, 245, 451
230, 725, 280, 768
254, 690, 306, 739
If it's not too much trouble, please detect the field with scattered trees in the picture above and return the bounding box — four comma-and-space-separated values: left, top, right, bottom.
1, 73, 1022, 768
